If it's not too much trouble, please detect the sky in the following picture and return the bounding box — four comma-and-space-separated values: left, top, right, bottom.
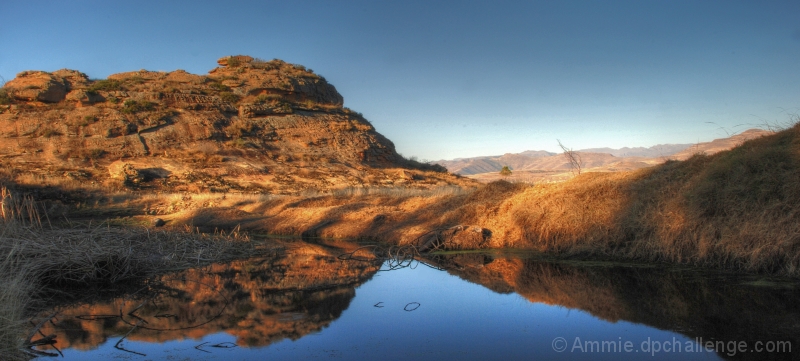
2, 0, 799, 160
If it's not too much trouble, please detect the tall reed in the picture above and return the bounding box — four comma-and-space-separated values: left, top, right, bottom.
0, 187, 38, 360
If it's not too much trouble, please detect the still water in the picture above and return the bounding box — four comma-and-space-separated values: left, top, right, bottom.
30, 242, 799, 360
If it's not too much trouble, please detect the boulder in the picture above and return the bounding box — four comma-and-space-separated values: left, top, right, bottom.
65, 89, 104, 105
417, 225, 492, 251
52, 69, 90, 90
4, 71, 67, 103
108, 161, 141, 182
397, 170, 414, 180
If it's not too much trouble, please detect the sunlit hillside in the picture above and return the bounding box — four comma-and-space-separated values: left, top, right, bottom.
133, 122, 797, 275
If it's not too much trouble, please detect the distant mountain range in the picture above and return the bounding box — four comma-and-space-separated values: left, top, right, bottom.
577, 144, 692, 158
435, 129, 773, 182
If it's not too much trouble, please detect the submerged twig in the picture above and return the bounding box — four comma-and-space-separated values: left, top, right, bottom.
114, 319, 146, 356
24, 312, 58, 347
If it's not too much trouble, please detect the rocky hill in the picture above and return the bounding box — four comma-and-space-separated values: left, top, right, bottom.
0, 56, 462, 195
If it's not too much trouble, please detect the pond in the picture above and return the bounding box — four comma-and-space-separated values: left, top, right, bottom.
29, 241, 799, 360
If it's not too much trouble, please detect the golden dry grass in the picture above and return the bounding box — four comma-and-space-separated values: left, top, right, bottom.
5, 124, 798, 280
0, 244, 32, 361
479, 122, 800, 274
132, 122, 799, 275
0, 187, 268, 359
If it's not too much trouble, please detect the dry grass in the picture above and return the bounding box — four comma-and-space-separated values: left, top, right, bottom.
1, 188, 40, 360
3, 122, 797, 285
0, 186, 264, 359
0, 242, 33, 361
130, 122, 799, 276
486, 122, 800, 274
1, 189, 259, 285
325, 185, 471, 198
3, 225, 255, 285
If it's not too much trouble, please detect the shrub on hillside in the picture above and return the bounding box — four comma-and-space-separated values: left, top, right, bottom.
219, 92, 241, 104
121, 99, 156, 114
209, 82, 231, 92
41, 128, 62, 138
86, 79, 122, 95
227, 57, 242, 67
254, 94, 282, 104
250, 58, 286, 71
123, 76, 146, 85
0, 89, 12, 105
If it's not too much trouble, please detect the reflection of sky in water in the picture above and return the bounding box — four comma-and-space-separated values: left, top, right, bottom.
45, 261, 722, 360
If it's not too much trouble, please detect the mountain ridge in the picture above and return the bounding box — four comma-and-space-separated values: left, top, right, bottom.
577, 143, 692, 158
436, 128, 774, 182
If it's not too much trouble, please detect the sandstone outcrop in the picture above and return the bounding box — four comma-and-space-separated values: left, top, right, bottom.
5, 71, 67, 103
0, 56, 456, 194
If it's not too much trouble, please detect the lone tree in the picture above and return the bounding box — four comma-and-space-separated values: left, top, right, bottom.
499, 165, 512, 177
557, 139, 583, 176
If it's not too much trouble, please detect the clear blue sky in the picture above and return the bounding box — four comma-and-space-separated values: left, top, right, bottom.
2, 0, 799, 160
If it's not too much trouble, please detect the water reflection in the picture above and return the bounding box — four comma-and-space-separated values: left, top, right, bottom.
30, 244, 798, 360
425, 252, 800, 359
32, 241, 380, 355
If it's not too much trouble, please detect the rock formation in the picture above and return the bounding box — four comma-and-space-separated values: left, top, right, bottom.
0, 56, 455, 194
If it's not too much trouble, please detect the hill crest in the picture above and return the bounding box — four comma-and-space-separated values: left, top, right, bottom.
0, 56, 462, 195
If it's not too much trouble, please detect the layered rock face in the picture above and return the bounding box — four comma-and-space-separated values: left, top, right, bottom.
0, 56, 452, 194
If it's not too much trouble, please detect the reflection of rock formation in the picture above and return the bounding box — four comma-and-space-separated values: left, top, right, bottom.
425, 254, 800, 360
35, 241, 380, 352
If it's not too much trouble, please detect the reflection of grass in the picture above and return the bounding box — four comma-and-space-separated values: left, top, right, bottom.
739, 278, 800, 289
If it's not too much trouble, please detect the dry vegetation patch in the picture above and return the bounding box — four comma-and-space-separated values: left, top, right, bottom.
0, 187, 268, 359
482, 123, 800, 274
111, 123, 799, 275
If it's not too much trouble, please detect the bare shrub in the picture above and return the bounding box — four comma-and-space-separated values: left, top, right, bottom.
558, 139, 583, 175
